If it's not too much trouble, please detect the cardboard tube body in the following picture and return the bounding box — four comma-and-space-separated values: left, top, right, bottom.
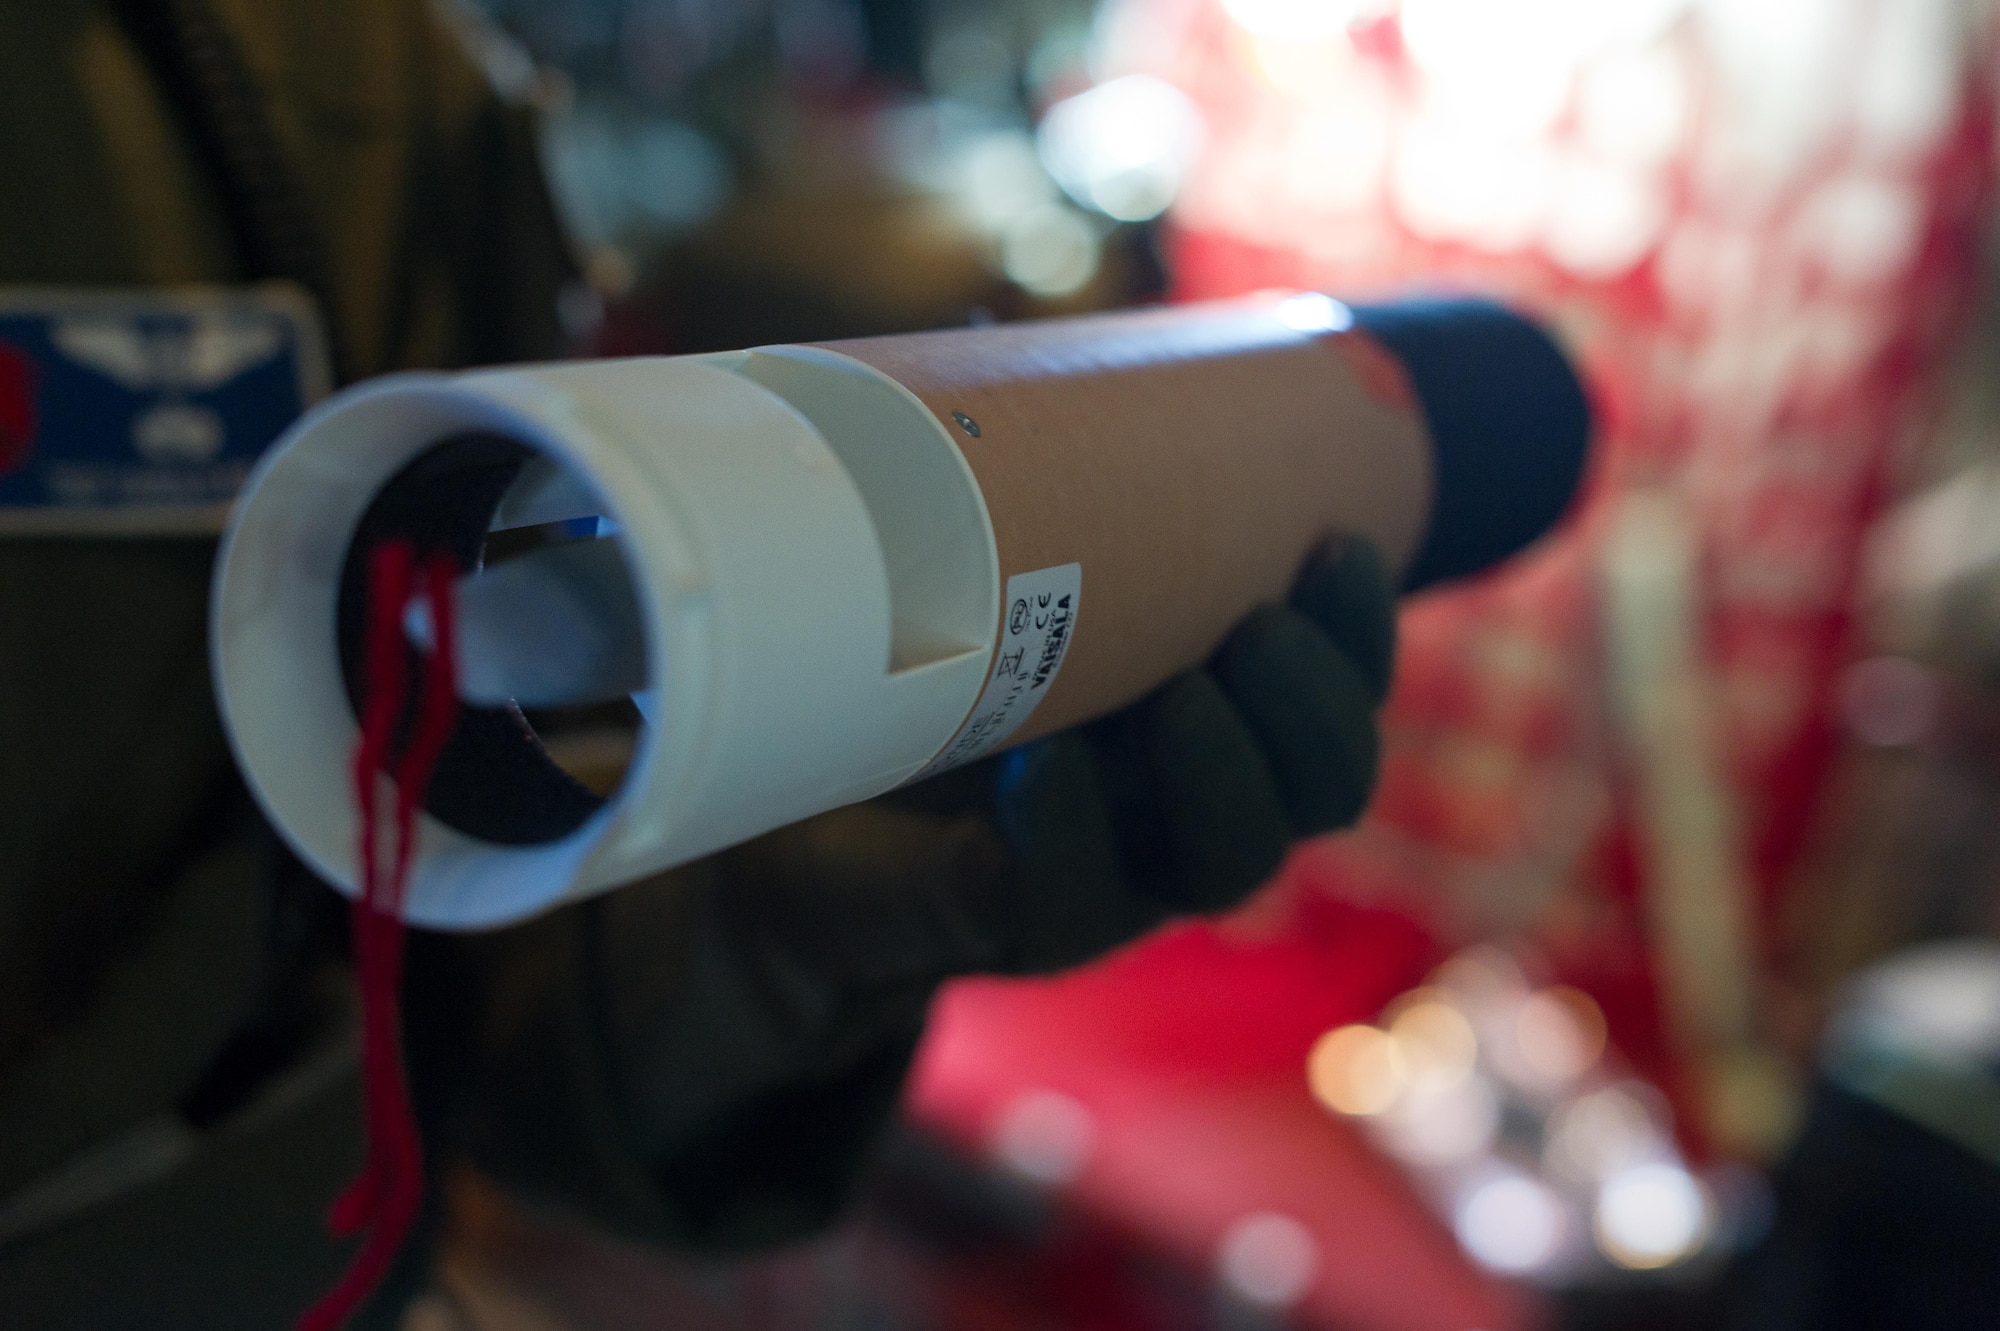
818, 300, 1432, 743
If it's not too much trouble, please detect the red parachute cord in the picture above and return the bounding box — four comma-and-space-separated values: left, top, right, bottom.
298, 539, 460, 1331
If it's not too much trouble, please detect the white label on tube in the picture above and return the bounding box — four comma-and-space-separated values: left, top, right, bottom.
913, 562, 1080, 780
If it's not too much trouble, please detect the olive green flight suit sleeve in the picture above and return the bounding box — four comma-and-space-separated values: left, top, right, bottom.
0, 5, 573, 1323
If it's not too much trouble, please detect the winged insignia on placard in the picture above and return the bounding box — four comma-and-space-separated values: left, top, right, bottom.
52, 312, 285, 393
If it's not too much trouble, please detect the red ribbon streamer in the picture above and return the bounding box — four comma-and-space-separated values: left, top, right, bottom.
298, 539, 460, 1331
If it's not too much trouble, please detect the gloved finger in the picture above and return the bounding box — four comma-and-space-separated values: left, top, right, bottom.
1290, 537, 1397, 705
1212, 605, 1381, 837
713, 802, 1015, 988
1125, 670, 1294, 914
993, 734, 1169, 973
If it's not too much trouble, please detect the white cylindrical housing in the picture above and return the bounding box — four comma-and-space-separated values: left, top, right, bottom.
213, 347, 1000, 928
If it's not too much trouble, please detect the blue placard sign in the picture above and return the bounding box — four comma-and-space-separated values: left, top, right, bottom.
0, 284, 330, 534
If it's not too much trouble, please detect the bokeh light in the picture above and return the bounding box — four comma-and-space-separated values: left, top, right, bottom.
1594, 1163, 1710, 1269
1400, 0, 1580, 139
1386, 991, 1479, 1091
1544, 1084, 1672, 1182
1544, 158, 1669, 279
1433, 946, 1531, 1008
993, 1088, 1096, 1186
1375, 1074, 1500, 1165
1575, 43, 1691, 166
1509, 986, 1609, 1091
1390, 117, 1557, 252
1217, 1211, 1320, 1308
1455, 1172, 1566, 1274
1307, 1023, 1405, 1116
999, 205, 1101, 297
953, 132, 1058, 234
1037, 75, 1206, 223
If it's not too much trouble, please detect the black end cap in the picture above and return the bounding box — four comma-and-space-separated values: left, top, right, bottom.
1350, 298, 1591, 592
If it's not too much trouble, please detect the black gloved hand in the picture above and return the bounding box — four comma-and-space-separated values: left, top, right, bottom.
985, 535, 1395, 971
427, 538, 1395, 1252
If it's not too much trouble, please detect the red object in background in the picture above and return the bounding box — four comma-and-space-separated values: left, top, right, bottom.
911, 873, 1538, 1331
1139, 0, 1997, 1128
0, 341, 38, 476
